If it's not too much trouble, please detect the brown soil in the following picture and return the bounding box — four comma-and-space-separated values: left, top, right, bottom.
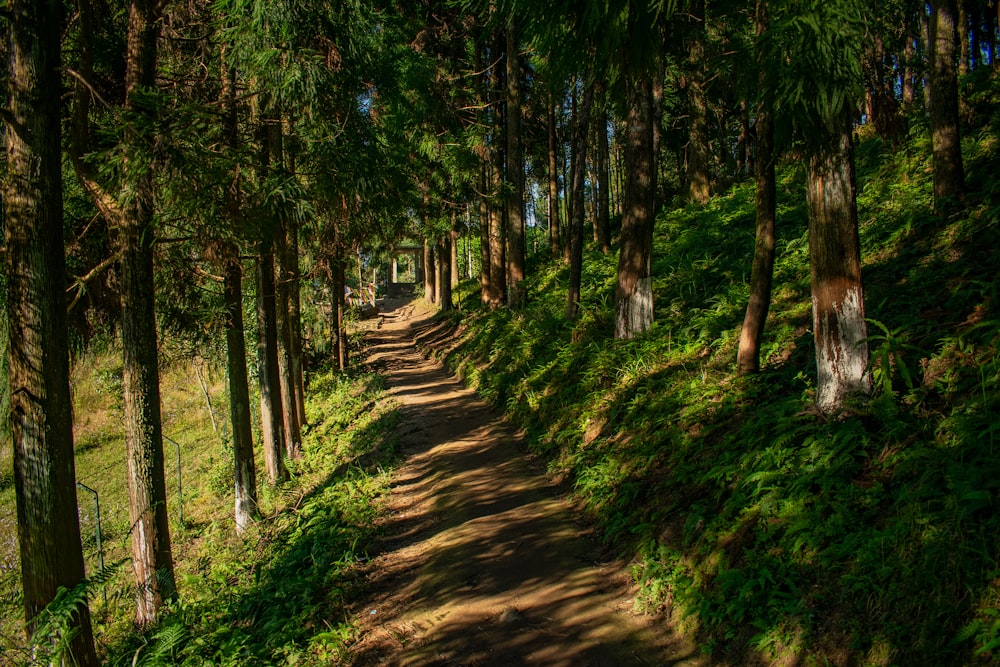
348, 299, 703, 666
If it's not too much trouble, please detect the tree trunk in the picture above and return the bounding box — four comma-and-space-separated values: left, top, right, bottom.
902, 29, 916, 108
274, 217, 301, 460
450, 222, 460, 290
479, 162, 492, 304
438, 235, 453, 311
331, 254, 348, 372
548, 95, 561, 256
687, 0, 711, 205
595, 85, 612, 254
122, 0, 176, 628
256, 237, 287, 484
615, 74, 657, 339
423, 237, 436, 303
288, 215, 306, 429
506, 25, 526, 308
489, 166, 507, 307
6, 0, 99, 660
806, 124, 872, 413
567, 79, 594, 321
224, 259, 258, 534
219, 56, 257, 534
958, 0, 971, 75
928, 0, 967, 207
738, 4, 778, 376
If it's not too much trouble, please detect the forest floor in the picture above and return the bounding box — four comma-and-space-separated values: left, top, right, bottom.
345, 298, 702, 666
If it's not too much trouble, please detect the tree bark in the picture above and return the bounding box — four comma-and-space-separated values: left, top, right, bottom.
737, 4, 777, 376
121, 0, 176, 627
902, 28, 916, 109
220, 57, 257, 535
547, 95, 561, 256
595, 84, 612, 254
488, 165, 507, 307
288, 215, 306, 429
5, 0, 99, 660
438, 235, 453, 311
567, 79, 594, 321
614, 73, 657, 339
806, 124, 872, 413
274, 216, 301, 460
479, 162, 492, 304
450, 221, 460, 290
506, 24, 526, 308
928, 0, 967, 207
423, 237, 436, 303
224, 259, 258, 534
331, 252, 348, 372
687, 0, 711, 205
256, 236, 287, 485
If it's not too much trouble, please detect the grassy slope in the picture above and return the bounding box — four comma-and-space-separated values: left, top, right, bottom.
0, 342, 399, 665
433, 103, 1000, 661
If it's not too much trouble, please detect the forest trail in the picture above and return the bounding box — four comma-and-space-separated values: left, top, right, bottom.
349, 299, 702, 666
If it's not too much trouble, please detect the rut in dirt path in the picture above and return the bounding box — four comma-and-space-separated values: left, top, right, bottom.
350, 300, 700, 667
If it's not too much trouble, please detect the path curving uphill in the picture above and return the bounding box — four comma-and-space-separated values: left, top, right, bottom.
350, 299, 700, 666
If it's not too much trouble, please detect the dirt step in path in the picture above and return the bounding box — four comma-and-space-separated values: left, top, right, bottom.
350, 299, 702, 667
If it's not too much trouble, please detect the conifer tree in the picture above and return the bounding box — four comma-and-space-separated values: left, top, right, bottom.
5, 0, 99, 660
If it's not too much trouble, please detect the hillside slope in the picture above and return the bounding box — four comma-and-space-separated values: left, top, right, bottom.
429, 110, 1000, 664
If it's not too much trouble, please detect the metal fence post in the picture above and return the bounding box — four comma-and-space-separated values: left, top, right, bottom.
75, 482, 107, 606
163, 435, 183, 526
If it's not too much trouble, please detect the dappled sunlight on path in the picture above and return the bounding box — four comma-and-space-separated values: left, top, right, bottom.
349, 299, 701, 666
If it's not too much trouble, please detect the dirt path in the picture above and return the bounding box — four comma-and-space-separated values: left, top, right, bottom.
350, 299, 700, 666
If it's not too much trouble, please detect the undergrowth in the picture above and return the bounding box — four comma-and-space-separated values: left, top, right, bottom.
0, 358, 399, 666
433, 106, 1000, 664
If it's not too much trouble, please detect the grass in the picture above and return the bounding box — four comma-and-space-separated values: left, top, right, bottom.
430, 88, 1000, 664
0, 334, 400, 665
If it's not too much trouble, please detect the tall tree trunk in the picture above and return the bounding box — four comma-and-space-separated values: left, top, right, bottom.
331, 252, 348, 372
5, 0, 99, 660
265, 119, 300, 461
423, 237, 436, 303
687, 0, 711, 205
506, 24, 526, 307
256, 236, 287, 484
438, 235, 453, 311
479, 163, 492, 304
595, 86, 612, 254
737, 5, 777, 375
806, 123, 872, 413
288, 215, 306, 429
902, 29, 916, 108
547, 94, 561, 256
220, 57, 257, 535
958, 0, 971, 75
224, 259, 258, 534
274, 217, 301, 460
928, 0, 967, 207
489, 164, 508, 307
565, 84, 577, 266
567, 79, 594, 321
122, 0, 176, 627
450, 221, 460, 290
615, 74, 657, 339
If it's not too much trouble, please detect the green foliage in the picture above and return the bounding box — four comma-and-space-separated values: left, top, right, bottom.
94, 368, 399, 666
764, 0, 868, 150
432, 125, 1000, 663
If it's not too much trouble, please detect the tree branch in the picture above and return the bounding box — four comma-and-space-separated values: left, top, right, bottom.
63, 68, 112, 109
66, 250, 122, 313
69, 153, 124, 227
